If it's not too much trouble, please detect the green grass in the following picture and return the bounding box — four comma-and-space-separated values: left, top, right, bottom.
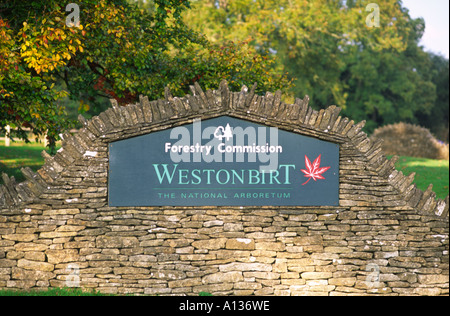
0, 287, 107, 296
1, 141, 448, 199
389, 155, 449, 200
0, 139, 52, 184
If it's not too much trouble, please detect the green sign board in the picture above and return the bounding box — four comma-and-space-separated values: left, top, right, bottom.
108, 116, 339, 206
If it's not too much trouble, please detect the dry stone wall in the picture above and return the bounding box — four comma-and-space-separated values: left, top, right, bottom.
0, 82, 448, 296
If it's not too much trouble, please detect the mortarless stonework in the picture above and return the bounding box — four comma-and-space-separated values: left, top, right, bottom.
0, 82, 448, 296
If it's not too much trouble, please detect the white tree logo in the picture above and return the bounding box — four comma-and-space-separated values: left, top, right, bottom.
214, 123, 233, 141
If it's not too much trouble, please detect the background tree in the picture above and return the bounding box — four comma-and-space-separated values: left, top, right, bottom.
1, 0, 291, 152
183, 0, 446, 135
416, 54, 449, 141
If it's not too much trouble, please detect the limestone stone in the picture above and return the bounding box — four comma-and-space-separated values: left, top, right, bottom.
113, 267, 149, 275
168, 278, 202, 288
96, 236, 139, 248
255, 242, 285, 252
24, 252, 46, 262
413, 287, 442, 296
226, 238, 255, 250
12, 267, 55, 281
192, 238, 227, 250
328, 277, 356, 286
301, 272, 333, 280
2, 234, 36, 242
46, 249, 79, 264
14, 243, 48, 252
17, 259, 54, 272
219, 262, 272, 272
202, 272, 243, 284
417, 274, 449, 284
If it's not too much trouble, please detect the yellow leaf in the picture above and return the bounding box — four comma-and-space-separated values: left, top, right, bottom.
79, 46, 84, 52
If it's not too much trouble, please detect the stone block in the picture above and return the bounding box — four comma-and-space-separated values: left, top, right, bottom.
39, 231, 78, 238
2, 234, 37, 242
294, 236, 323, 246
300, 272, 333, 280
203, 220, 224, 227
12, 267, 55, 281
202, 272, 243, 284
219, 262, 272, 272
46, 249, 79, 264
226, 238, 255, 250
169, 278, 202, 288
418, 274, 449, 285
14, 243, 48, 252
289, 214, 318, 222
24, 252, 46, 262
17, 259, 54, 272
192, 238, 227, 250
324, 247, 353, 253
96, 236, 139, 248
243, 272, 280, 280
255, 242, 285, 251
413, 287, 442, 296
328, 277, 356, 286
224, 223, 244, 232
113, 267, 149, 275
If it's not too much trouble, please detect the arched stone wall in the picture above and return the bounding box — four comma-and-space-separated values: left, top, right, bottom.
1, 82, 448, 295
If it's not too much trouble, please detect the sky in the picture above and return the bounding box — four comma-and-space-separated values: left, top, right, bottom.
401, 0, 449, 58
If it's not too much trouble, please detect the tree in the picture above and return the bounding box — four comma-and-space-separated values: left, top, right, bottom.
183, 0, 439, 134
416, 54, 449, 142
0, 13, 73, 150
1, 0, 291, 152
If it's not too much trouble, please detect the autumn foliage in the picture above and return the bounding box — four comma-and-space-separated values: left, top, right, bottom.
0, 0, 290, 152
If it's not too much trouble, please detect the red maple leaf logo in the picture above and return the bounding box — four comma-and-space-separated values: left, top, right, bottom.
300, 154, 331, 185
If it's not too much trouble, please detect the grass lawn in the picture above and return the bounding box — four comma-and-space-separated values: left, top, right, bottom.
0, 139, 52, 183
0, 287, 107, 296
0, 140, 449, 199
391, 155, 449, 200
